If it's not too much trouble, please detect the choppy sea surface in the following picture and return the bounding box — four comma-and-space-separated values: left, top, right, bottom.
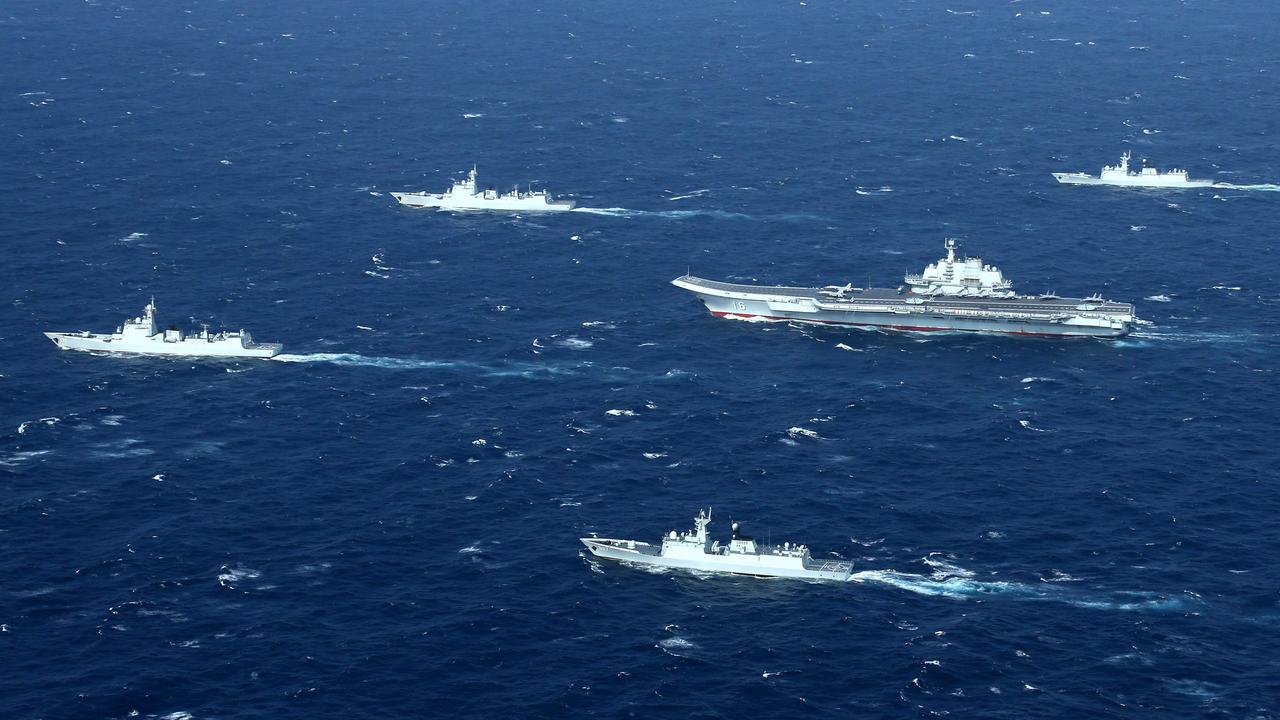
4, 1, 1280, 717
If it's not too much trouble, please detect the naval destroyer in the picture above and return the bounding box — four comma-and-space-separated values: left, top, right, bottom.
44, 299, 282, 359
1053, 150, 1213, 188
391, 166, 575, 212
581, 509, 853, 581
672, 239, 1138, 338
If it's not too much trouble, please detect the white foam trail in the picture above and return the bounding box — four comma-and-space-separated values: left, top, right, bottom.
569, 206, 638, 217
849, 569, 1187, 611
721, 314, 787, 324
571, 205, 832, 222
1213, 182, 1280, 191
1127, 330, 1258, 345
570, 206, 752, 220
271, 353, 574, 378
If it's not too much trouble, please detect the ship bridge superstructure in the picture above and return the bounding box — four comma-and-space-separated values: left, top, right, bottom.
445, 165, 480, 196
1100, 151, 1194, 182
117, 298, 160, 338
661, 508, 714, 556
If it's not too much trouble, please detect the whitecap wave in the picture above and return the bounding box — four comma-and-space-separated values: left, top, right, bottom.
16, 416, 60, 434
1018, 419, 1050, 433
657, 636, 697, 657
92, 438, 154, 458
922, 554, 975, 578
218, 566, 260, 588
556, 337, 594, 350
0, 449, 53, 466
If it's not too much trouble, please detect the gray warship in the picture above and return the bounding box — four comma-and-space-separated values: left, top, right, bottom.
44, 298, 282, 359
391, 165, 575, 212
1053, 150, 1214, 189
672, 239, 1137, 337
581, 509, 853, 581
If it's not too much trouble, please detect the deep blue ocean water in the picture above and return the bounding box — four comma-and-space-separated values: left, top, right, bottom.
4, 1, 1280, 717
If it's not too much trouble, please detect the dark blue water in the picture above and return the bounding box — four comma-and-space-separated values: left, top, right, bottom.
4, 1, 1280, 717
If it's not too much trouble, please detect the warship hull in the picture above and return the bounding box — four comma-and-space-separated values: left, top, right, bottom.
45, 332, 282, 358
390, 192, 575, 212
1052, 172, 1214, 189
580, 538, 852, 581
672, 276, 1134, 338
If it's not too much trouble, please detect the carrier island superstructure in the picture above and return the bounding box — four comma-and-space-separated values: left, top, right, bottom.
672, 239, 1137, 338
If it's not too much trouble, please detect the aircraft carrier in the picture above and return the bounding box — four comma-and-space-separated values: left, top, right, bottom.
672, 239, 1138, 338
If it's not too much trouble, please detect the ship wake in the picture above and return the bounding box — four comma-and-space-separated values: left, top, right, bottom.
569, 206, 824, 222
1126, 329, 1261, 345
1212, 182, 1280, 192
570, 206, 750, 220
271, 352, 576, 378
848, 568, 1192, 612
